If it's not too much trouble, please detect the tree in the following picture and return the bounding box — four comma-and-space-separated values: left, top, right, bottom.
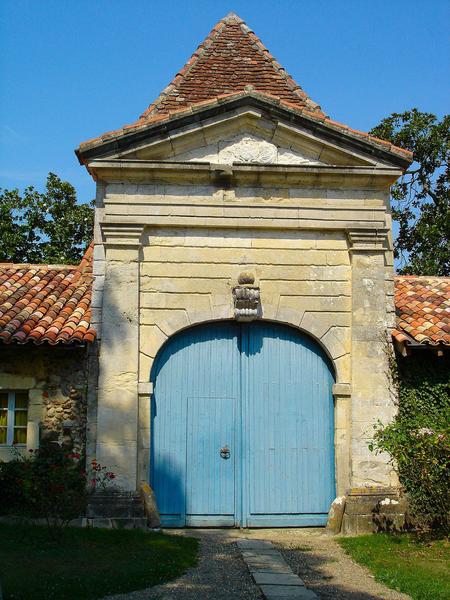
370, 109, 449, 276
0, 173, 94, 264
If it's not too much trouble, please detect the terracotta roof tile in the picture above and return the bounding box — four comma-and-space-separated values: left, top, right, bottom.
0, 243, 96, 345
393, 276, 450, 347
139, 13, 323, 119
77, 13, 412, 162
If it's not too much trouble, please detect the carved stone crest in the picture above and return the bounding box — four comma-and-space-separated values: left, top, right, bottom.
233, 272, 261, 321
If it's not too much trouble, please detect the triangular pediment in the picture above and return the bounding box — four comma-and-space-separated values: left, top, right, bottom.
107, 104, 391, 168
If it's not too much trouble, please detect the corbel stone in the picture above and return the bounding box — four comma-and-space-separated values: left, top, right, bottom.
233, 272, 261, 322
346, 228, 389, 252
138, 382, 153, 396
210, 163, 233, 188
332, 383, 352, 397
101, 224, 145, 248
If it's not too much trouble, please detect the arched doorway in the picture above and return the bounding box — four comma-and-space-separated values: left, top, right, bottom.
150, 320, 335, 527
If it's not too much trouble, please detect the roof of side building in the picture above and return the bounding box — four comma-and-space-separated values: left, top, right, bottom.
0, 243, 95, 345
393, 276, 450, 347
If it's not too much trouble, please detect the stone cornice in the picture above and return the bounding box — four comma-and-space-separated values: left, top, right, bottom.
88, 159, 403, 189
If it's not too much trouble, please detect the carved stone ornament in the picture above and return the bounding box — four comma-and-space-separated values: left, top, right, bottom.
172, 132, 325, 166
233, 285, 261, 322
238, 271, 255, 285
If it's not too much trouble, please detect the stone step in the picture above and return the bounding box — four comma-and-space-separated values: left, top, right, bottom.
86, 504, 146, 519
87, 492, 146, 519
88, 517, 148, 530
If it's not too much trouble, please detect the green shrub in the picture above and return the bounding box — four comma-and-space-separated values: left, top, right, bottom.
0, 456, 28, 515
0, 447, 87, 527
371, 353, 450, 532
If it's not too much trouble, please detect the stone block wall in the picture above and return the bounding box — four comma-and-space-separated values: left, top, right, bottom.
136, 226, 354, 486
341, 487, 410, 535
91, 169, 398, 495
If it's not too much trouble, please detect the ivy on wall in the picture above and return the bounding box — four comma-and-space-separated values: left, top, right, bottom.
371, 352, 450, 532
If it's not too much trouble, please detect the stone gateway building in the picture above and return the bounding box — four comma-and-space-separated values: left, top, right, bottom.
77, 12, 414, 528
1, 14, 448, 531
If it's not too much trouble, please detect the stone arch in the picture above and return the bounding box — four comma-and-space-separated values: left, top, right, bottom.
148, 310, 345, 386
152, 312, 346, 383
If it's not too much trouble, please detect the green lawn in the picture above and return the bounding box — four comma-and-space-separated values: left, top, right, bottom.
339, 533, 449, 600
0, 523, 198, 600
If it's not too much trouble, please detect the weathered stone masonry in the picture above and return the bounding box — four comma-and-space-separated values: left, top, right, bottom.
88, 160, 402, 496
0, 345, 93, 461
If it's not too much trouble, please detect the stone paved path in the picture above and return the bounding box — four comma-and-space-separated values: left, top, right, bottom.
237, 538, 318, 599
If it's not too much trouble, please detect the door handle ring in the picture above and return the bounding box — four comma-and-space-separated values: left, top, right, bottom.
220, 445, 231, 459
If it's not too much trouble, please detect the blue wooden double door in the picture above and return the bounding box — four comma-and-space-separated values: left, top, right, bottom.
151, 321, 335, 527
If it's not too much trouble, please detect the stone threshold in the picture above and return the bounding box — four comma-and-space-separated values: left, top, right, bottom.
237, 539, 318, 600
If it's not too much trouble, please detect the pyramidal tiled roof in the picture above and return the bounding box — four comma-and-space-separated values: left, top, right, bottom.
78, 13, 412, 161
140, 12, 323, 119
0, 243, 96, 345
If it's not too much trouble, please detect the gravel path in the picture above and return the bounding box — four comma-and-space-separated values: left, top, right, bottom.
104, 529, 262, 600
104, 528, 411, 600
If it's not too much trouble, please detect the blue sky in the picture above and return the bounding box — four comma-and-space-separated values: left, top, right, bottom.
0, 0, 448, 202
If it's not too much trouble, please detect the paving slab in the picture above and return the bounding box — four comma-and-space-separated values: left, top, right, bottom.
246, 559, 291, 572
237, 539, 318, 600
242, 551, 288, 561
260, 587, 318, 600
242, 549, 283, 557
248, 565, 294, 575
252, 573, 305, 587
237, 539, 275, 550
243, 554, 289, 565
244, 554, 289, 565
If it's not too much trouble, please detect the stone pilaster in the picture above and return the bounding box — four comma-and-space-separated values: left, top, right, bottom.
137, 382, 152, 484
332, 383, 352, 496
347, 228, 396, 488
95, 224, 144, 490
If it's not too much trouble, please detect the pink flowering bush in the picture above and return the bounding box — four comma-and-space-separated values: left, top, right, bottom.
88, 458, 117, 491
